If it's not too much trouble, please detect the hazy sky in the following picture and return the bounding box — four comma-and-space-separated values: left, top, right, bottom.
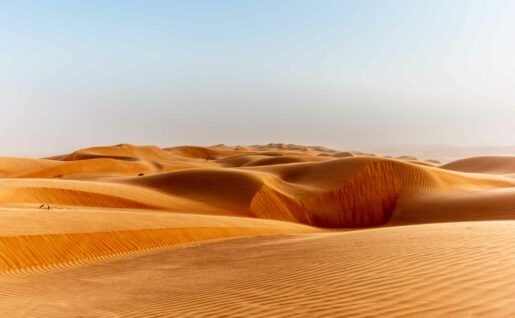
1, 0, 515, 156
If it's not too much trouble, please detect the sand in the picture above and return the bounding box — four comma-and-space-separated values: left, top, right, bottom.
1, 143, 515, 317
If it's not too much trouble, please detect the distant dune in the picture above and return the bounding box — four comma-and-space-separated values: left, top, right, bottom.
1, 143, 515, 317
441, 155, 515, 175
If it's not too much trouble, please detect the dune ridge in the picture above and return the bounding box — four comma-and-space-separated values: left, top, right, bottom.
0, 209, 315, 273
249, 158, 515, 227
0, 227, 306, 274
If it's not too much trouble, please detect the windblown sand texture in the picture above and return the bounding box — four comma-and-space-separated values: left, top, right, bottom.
1, 143, 515, 317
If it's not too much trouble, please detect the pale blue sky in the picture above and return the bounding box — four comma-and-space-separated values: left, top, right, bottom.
1, 0, 515, 156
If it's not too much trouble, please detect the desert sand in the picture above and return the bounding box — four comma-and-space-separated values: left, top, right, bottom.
1, 143, 515, 317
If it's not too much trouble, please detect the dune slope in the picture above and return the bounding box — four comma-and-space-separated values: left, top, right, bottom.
441, 155, 515, 175
0, 209, 315, 273
1, 222, 514, 317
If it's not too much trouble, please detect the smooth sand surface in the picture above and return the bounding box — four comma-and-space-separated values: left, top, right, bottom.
441, 156, 515, 175
1, 143, 515, 317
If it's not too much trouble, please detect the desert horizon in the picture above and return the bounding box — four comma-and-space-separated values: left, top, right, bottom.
3, 0, 515, 316
10, 142, 515, 164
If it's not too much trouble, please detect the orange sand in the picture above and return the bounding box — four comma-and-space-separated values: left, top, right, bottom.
1, 143, 515, 317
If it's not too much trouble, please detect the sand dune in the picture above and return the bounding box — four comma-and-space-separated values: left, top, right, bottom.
0, 157, 60, 177
2, 146, 515, 227
1, 222, 514, 317
64, 144, 176, 161
1, 143, 515, 317
441, 155, 515, 175
0, 209, 315, 273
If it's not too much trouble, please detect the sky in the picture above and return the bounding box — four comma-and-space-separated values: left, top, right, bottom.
1, 0, 515, 156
